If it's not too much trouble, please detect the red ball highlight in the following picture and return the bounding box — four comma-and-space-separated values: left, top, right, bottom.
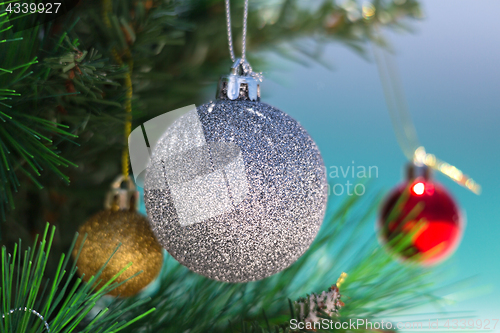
412, 182, 425, 195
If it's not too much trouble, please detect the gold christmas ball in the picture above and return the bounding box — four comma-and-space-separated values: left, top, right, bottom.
73, 210, 163, 297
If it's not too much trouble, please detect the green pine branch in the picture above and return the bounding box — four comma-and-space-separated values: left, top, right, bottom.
0, 4, 128, 219
0, 223, 155, 333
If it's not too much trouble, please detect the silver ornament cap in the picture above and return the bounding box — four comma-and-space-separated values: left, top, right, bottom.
216, 58, 262, 101
406, 162, 432, 181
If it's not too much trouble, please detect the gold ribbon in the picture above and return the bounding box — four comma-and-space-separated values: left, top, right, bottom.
102, 0, 133, 179
372, 31, 481, 195
336, 272, 348, 288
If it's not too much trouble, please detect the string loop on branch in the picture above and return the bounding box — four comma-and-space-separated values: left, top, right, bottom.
1, 307, 50, 332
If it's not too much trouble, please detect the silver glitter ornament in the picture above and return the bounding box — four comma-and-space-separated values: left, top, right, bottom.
144, 60, 328, 282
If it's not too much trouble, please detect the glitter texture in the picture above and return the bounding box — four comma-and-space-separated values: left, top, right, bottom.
73, 210, 164, 297
145, 100, 328, 282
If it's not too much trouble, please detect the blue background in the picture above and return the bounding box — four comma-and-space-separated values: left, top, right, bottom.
262, 0, 499, 322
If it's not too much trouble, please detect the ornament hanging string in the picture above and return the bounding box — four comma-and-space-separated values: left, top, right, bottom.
225, 0, 249, 63
103, 0, 133, 179
372, 34, 481, 194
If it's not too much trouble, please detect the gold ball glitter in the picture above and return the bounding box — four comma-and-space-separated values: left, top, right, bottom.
73, 210, 163, 297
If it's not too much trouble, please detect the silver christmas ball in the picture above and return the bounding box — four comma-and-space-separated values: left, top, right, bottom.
144, 60, 327, 282
144, 100, 327, 282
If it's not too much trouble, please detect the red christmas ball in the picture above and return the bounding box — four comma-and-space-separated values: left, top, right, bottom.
378, 165, 464, 265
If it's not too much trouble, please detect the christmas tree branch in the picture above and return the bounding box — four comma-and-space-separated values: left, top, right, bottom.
0, 223, 155, 333
0, 6, 127, 218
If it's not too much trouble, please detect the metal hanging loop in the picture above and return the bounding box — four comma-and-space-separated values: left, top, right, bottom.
217, 58, 261, 101
221, 1, 263, 101
104, 175, 140, 211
